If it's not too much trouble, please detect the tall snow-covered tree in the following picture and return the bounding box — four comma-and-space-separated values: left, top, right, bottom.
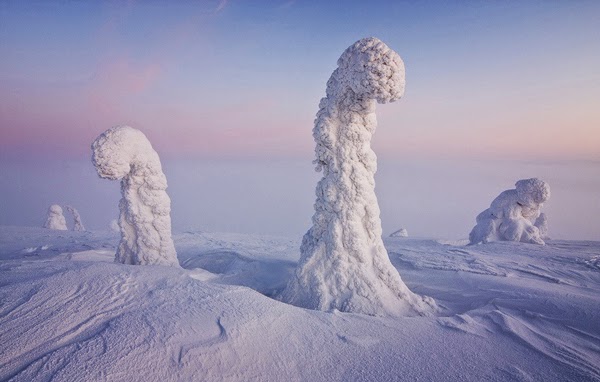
282, 38, 436, 317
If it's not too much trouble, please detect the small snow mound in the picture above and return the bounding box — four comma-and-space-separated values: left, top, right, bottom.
584, 256, 600, 270
436, 239, 470, 246
390, 228, 408, 238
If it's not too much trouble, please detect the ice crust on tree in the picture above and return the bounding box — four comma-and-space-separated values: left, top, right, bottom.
390, 228, 408, 238
469, 178, 550, 245
281, 37, 436, 317
65, 206, 85, 231
92, 126, 179, 266
44, 204, 68, 231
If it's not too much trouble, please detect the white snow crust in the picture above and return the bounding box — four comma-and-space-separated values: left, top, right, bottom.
469, 178, 550, 245
92, 126, 178, 266
1, 226, 599, 381
43, 204, 67, 231
281, 38, 435, 317
65, 205, 85, 231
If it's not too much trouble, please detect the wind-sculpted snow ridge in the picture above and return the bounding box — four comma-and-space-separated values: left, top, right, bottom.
469, 178, 550, 245
92, 126, 179, 266
282, 37, 436, 317
65, 205, 85, 231
43, 204, 68, 231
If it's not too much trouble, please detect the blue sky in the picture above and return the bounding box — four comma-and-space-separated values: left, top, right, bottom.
1, 0, 599, 160
1, 1, 599, 239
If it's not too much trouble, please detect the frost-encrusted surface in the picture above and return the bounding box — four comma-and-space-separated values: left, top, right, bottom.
2, 227, 599, 381
43, 204, 67, 231
92, 126, 178, 266
469, 178, 550, 245
282, 38, 435, 316
65, 205, 85, 231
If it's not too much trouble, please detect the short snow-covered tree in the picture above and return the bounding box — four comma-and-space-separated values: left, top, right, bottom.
282, 38, 436, 317
65, 205, 85, 231
469, 178, 550, 245
44, 204, 68, 231
92, 126, 179, 266
390, 228, 408, 238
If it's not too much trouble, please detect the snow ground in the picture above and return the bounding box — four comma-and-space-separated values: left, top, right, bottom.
1, 226, 599, 381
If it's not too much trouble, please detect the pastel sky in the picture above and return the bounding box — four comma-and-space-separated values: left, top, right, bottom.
1, 0, 599, 161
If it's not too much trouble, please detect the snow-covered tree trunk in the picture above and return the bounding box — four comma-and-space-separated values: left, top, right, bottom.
282, 38, 436, 317
65, 205, 85, 231
44, 204, 68, 231
92, 126, 179, 266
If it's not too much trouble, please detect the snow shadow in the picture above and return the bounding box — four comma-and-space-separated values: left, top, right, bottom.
180, 249, 296, 298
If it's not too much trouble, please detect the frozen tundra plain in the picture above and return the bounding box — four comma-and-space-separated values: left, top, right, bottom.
0, 226, 599, 381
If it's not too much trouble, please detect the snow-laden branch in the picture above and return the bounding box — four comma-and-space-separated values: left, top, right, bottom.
469, 178, 550, 245
92, 126, 179, 266
281, 38, 436, 316
44, 204, 68, 231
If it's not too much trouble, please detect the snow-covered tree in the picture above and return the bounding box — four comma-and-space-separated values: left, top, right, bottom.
44, 204, 68, 231
535, 213, 549, 240
469, 178, 550, 245
65, 205, 85, 231
282, 38, 436, 317
92, 126, 179, 266
109, 219, 120, 233
390, 228, 408, 238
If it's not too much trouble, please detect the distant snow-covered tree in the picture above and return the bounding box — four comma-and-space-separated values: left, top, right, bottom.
44, 204, 68, 231
92, 126, 179, 266
282, 38, 436, 317
390, 228, 408, 238
469, 178, 550, 245
109, 219, 120, 233
65, 205, 85, 231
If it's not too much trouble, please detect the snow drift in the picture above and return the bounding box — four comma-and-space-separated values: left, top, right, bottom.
282, 37, 436, 317
469, 178, 550, 245
65, 205, 85, 231
92, 126, 179, 266
43, 204, 67, 231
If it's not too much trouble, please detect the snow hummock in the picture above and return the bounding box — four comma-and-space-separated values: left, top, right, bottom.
282, 38, 436, 317
92, 126, 179, 266
65, 205, 85, 231
43, 204, 67, 231
390, 228, 408, 238
469, 178, 550, 245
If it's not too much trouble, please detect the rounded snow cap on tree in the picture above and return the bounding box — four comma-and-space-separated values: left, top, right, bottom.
49, 204, 63, 215
515, 178, 550, 207
91, 126, 156, 180
337, 37, 405, 104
